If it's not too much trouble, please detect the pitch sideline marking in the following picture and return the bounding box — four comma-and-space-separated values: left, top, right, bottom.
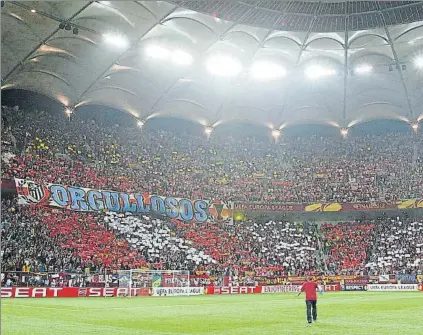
5, 292, 417, 312
1, 295, 370, 311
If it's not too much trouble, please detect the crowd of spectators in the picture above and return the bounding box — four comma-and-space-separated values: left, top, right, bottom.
1, 105, 423, 282
104, 212, 215, 271
320, 218, 423, 275
366, 217, 423, 274
1, 105, 422, 203
1, 200, 78, 274
321, 221, 375, 274
229, 220, 318, 276
3, 196, 421, 279
1, 202, 147, 273
1, 200, 317, 277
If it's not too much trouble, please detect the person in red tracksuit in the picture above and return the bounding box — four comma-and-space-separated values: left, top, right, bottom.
297, 278, 323, 326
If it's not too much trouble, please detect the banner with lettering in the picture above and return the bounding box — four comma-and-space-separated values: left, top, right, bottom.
234, 203, 304, 212
14, 178, 232, 223
396, 274, 417, 283
234, 199, 423, 213
11, 178, 423, 217
189, 274, 217, 287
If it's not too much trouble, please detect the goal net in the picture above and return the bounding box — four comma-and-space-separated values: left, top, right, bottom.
117, 270, 192, 297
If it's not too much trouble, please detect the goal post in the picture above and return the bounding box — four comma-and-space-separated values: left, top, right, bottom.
117, 269, 198, 297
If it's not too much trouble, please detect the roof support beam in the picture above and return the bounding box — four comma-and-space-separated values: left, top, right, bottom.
147, 3, 262, 119
75, 6, 179, 108
378, 5, 415, 121
8, 1, 99, 35
250, 2, 294, 60
342, 2, 349, 128
146, 22, 238, 118
216, 2, 295, 122
3, 1, 94, 81
237, 0, 423, 17
276, 1, 322, 124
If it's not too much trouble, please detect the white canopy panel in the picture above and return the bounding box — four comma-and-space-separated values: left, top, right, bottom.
1, 1, 423, 129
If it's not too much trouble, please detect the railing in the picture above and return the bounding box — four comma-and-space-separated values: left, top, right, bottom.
2, 270, 422, 289
1, 271, 107, 288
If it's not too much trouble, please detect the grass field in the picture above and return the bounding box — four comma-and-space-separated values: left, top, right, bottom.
2, 292, 423, 335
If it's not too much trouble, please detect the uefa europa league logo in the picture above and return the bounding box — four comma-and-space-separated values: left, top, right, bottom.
214, 203, 224, 221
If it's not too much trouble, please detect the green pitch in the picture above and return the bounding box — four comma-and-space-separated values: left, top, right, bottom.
2, 292, 422, 335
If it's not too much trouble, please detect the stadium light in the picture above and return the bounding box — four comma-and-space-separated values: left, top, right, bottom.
412, 123, 418, 132
205, 127, 213, 136
145, 45, 170, 60
355, 64, 373, 74
137, 120, 144, 128
172, 50, 193, 66
341, 128, 348, 137
271, 129, 280, 138
206, 55, 242, 77
305, 65, 336, 80
65, 108, 73, 120
414, 56, 423, 69
251, 61, 287, 81
103, 33, 129, 49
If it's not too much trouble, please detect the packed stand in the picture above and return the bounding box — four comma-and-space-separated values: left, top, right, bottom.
366, 217, 423, 274
1, 201, 147, 274
1, 105, 422, 203
321, 221, 375, 275
1, 193, 321, 277
233, 220, 318, 276
103, 212, 214, 271
100, 213, 319, 276
1, 199, 87, 286
1, 104, 423, 280
2, 194, 422, 278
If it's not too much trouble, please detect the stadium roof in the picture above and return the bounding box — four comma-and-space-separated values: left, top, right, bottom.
1, 1, 423, 130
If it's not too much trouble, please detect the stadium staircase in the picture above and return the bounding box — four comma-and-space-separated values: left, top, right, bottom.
314, 222, 329, 273
315, 233, 328, 273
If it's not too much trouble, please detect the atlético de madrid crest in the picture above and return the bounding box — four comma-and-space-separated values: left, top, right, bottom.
17, 180, 50, 205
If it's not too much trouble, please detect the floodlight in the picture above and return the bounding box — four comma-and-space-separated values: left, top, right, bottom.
30, 9, 36, 13
355, 64, 373, 74
137, 120, 144, 127
414, 56, 423, 69
412, 123, 418, 132
145, 45, 169, 60
206, 55, 242, 77
172, 50, 193, 66
341, 128, 348, 137
205, 127, 213, 135
103, 33, 129, 48
305, 65, 336, 80
271, 129, 280, 138
251, 61, 287, 80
